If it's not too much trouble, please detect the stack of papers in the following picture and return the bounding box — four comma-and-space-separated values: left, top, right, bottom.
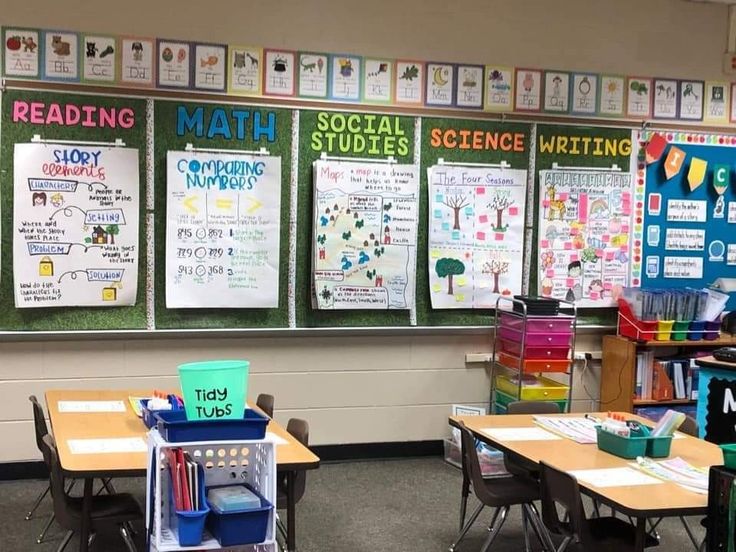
58, 401, 126, 413
569, 467, 663, 488
481, 427, 561, 441
632, 456, 708, 494
68, 437, 147, 454
533, 416, 598, 444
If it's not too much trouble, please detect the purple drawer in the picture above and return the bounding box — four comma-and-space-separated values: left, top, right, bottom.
498, 326, 573, 347
499, 313, 574, 333
498, 339, 570, 359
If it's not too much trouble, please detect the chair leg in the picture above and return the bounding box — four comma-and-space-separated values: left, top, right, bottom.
56, 530, 74, 552
37, 512, 56, 543
486, 507, 501, 532
277, 517, 287, 540
521, 506, 532, 552
479, 505, 509, 552
459, 490, 469, 531
88, 532, 96, 548
449, 502, 484, 552
102, 478, 116, 494
680, 516, 701, 550
524, 503, 555, 552
65, 479, 76, 495
26, 484, 50, 520
119, 523, 138, 552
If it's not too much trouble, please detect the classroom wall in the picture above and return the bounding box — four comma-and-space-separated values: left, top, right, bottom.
0, 0, 725, 462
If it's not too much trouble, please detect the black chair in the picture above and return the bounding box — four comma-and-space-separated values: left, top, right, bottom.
42, 434, 142, 552
539, 461, 659, 552
505, 401, 560, 477
256, 393, 274, 418
450, 422, 549, 552
276, 418, 309, 544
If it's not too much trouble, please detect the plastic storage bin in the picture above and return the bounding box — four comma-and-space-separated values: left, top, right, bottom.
154, 408, 268, 443
498, 338, 570, 360
169, 464, 209, 547
140, 396, 182, 429
206, 484, 273, 546
178, 360, 249, 421
497, 352, 570, 374
720, 444, 736, 469
498, 326, 573, 347
499, 312, 574, 333
495, 374, 569, 401
443, 439, 509, 477
494, 389, 567, 412
595, 426, 672, 459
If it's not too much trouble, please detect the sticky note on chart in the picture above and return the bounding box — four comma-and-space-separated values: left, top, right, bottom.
432, 283, 442, 293
430, 250, 440, 259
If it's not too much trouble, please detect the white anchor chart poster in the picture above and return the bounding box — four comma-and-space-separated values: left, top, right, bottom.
313, 160, 419, 310
166, 151, 281, 308
13, 143, 140, 308
428, 165, 527, 309
537, 169, 634, 308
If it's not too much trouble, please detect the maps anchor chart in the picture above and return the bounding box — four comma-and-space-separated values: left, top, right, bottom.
312, 159, 419, 310
13, 141, 140, 308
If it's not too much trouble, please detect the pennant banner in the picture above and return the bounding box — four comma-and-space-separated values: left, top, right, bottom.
714, 164, 730, 195
645, 133, 667, 164
664, 146, 685, 180
687, 157, 707, 191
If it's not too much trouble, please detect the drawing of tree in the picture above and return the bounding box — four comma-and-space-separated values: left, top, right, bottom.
442, 194, 470, 230
482, 257, 510, 294
487, 192, 514, 232
435, 258, 465, 295
105, 224, 119, 244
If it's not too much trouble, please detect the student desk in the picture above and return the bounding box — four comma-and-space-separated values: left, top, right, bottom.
449, 412, 722, 552
46, 389, 320, 552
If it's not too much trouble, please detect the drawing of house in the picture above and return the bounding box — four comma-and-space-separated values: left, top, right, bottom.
92, 225, 108, 244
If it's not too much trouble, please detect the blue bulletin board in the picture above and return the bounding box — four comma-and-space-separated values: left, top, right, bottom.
635, 130, 736, 309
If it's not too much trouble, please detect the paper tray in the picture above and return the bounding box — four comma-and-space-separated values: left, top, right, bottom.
155, 408, 269, 442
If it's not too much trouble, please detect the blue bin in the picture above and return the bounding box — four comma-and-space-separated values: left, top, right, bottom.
169, 464, 209, 547
205, 484, 273, 546
141, 395, 182, 429
155, 408, 268, 442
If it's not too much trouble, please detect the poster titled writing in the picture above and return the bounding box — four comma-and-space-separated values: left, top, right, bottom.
165, 151, 281, 308
428, 165, 527, 309
13, 143, 139, 307
537, 169, 633, 307
313, 160, 419, 309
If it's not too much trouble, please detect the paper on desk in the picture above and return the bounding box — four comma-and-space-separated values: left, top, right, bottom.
481, 427, 562, 441
58, 401, 126, 413
68, 437, 147, 454
266, 432, 288, 445
569, 467, 663, 488
533, 416, 598, 444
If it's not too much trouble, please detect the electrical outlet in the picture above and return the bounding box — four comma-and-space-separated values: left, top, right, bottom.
465, 352, 492, 363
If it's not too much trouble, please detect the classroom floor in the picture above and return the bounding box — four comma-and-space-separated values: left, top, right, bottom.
1, 457, 704, 552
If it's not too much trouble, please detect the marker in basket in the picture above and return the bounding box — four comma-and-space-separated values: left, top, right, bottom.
601, 412, 630, 438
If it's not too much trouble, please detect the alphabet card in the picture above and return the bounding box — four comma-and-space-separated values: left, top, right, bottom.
653, 78, 679, 119
330, 54, 362, 101
363, 58, 393, 103
570, 73, 598, 115
598, 75, 625, 117
455, 65, 483, 108
42, 31, 79, 81
484, 66, 514, 112
120, 37, 155, 87
394, 60, 424, 105
263, 49, 295, 96
3, 28, 40, 78
82, 35, 117, 83
544, 71, 569, 112
194, 43, 226, 92
426, 62, 454, 107
704, 82, 729, 124
298, 52, 329, 98
13, 143, 140, 308
678, 80, 704, 121
514, 68, 542, 111
626, 77, 652, 118
157, 39, 191, 89
228, 46, 261, 96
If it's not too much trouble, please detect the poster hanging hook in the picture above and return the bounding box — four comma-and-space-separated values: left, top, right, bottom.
438, 158, 510, 170
184, 143, 270, 156
319, 152, 396, 164
551, 162, 621, 172
31, 134, 126, 147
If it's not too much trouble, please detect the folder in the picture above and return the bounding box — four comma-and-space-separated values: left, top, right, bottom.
176, 448, 192, 511
652, 361, 674, 401
166, 449, 183, 511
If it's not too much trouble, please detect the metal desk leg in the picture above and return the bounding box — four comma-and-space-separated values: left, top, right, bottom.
287, 471, 296, 552
79, 478, 93, 552
634, 516, 647, 552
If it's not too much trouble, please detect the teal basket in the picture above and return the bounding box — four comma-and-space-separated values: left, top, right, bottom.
178, 360, 249, 421
596, 426, 672, 459
720, 443, 736, 469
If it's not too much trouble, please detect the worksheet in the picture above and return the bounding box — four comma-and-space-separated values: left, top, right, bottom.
13, 143, 140, 307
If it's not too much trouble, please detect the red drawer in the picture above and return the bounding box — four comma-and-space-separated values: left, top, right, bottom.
498, 339, 570, 359
498, 326, 573, 347
499, 312, 574, 333
498, 352, 571, 374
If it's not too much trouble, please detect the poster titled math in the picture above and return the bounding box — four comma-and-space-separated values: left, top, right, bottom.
428, 165, 527, 309
13, 143, 139, 308
537, 169, 633, 307
312, 160, 419, 310
165, 151, 281, 308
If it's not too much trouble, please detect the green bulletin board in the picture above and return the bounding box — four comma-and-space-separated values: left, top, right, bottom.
0, 89, 147, 330
153, 99, 293, 329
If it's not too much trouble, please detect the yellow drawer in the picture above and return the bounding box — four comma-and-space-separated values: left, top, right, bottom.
495, 374, 569, 401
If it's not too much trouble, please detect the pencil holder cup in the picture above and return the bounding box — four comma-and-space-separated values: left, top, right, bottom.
671, 320, 690, 341
655, 320, 674, 341
703, 320, 721, 341
688, 320, 706, 341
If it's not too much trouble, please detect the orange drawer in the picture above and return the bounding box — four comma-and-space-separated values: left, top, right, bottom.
498, 352, 571, 374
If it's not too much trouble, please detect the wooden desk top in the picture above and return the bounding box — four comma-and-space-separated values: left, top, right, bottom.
695, 355, 736, 371
450, 413, 723, 518
46, 389, 320, 477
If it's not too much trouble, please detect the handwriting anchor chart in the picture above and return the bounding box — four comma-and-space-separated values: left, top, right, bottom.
165, 149, 282, 308
13, 143, 140, 308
